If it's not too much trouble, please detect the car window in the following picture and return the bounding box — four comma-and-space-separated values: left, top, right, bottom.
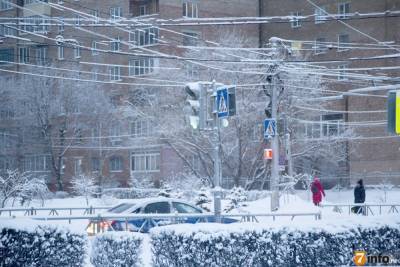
108, 203, 136, 213
144, 202, 170, 214
132, 208, 140, 213
172, 202, 202, 213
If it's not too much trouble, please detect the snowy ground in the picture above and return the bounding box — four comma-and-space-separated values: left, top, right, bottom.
1, 188, 399, 266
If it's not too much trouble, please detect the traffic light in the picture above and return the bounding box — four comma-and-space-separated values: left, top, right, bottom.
184, 82, 207, 130
387, 90, 400, 135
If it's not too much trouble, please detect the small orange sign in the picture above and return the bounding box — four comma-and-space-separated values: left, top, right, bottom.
353, 250, 367, 266
263, 149, 273, 160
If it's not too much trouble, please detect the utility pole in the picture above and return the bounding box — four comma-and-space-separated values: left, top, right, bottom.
212, 80, 222, 223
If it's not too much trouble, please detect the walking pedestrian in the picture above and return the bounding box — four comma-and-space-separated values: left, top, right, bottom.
353, 179, 366, 214
311, 177, 325, 206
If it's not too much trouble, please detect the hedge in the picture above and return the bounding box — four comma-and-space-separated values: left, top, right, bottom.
0, 219, 87, 267
91, 231, 144, 267
150, 218, 400, 267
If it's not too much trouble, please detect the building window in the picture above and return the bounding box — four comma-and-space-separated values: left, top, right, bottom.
314, 38, 327, 54
338, 65, 347, 80
139, 5, 147, 16
92, 41, 99, 55
74, 44, 81, 58
129, 58, 155, 76
110, 156, 123, 172
111, 37, 121, 51
0, 131, 13, 149
322, 114, 344, 137
91, 157, 100, 172
75, 15, 82, 27
0, 48, 14, 64
58, 17, 64, 32
58, 45, 64, 60
110, 66, 121, 81
131, 152, 160, 172
338, 34, 349, 51
19, 47, 29, 63
291, 12, 301, 28
90, 10, 99, 23
92, 70, 98, 81
129, 27, 159, 47
0, 157, 14, 171
110, 7, 122, 20
0, 25, 16, 37
315, 6, 327, 23
0, 109, 14, 119
23, 155, 51, 172
191, 154, 200, 171
130, 120, 154, 137
74, 158, 82, 175
36, 46, 47, 65
0, 0, 12, 10
24, 0, 48, 5
20, 16, 49, 33
338, 2, 350, 19
182, 31, 198, 46
183, 1, 198, 18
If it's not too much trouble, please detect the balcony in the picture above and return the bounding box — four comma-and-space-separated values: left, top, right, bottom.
129, 0, 159, 17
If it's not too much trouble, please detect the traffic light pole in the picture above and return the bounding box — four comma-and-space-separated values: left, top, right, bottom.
270, 71, 280, 211
212, 80, 222, 223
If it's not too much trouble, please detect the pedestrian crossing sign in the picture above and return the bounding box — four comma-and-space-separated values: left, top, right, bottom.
217, 87, 229, 118
264, 119, 276, 139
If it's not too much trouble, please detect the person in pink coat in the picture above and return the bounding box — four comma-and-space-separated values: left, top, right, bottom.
311, 177, 325, 206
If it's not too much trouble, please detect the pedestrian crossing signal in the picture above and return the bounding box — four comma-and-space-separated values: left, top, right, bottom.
264, 149, 273, 160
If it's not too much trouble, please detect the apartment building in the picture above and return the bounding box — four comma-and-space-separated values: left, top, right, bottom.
260, 0, 400, 185
0, 0, 259, 190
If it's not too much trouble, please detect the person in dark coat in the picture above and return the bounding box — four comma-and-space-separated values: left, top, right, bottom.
311, 177, 325, 206
353, 179, 366, 214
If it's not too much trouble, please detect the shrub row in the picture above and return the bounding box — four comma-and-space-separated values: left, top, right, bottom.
0, 219, 87, 267
150, 220, 400, 267
90, 232, 144, 267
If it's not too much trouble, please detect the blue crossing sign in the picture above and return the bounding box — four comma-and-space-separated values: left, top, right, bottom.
217, 87, 229, 118
264, 119, 276, 139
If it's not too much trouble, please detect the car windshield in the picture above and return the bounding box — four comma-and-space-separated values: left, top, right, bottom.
108, 203, 136, 213
173, 202, 202, 213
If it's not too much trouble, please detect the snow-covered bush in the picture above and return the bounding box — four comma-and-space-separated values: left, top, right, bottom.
224, 186, 247, 212
91, 232, 143, 267
158, 184, 172, 198
0, 170, 49, 208
0, 219, 87, 267
102, 187, 159, 199
194, 187, 211, 211
71, 174, 96, 205
151, 219, 400, 267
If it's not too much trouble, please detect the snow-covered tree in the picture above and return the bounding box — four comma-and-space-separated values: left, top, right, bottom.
70, 174, 96, 205
0, 170, 47, 208
19, 177, 49, 207
157, 183, 172, 198
224, 186, 247, 212
194, 187, 212, 211
8, 66, 116, 191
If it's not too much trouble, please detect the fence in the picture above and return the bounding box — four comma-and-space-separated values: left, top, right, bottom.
0, 206, 111, 217
320, 203, 400, 216
1, 212, 322, 234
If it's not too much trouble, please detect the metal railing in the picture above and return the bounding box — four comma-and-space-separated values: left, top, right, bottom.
320, 203, 400, 216
0, 206, 111, 217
